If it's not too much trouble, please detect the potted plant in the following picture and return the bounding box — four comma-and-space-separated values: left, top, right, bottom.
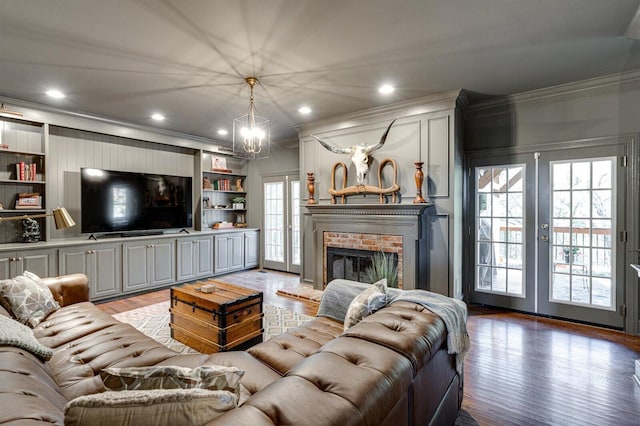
562, 247, 579, 263
365, 251, 399, 288
231, 196, 246, 210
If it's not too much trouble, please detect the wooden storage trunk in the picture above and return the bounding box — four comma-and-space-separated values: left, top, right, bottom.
170, 280, 263, 353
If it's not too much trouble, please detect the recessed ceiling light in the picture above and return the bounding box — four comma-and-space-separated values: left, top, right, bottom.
378, 84, 395, 95
151, 113, 165, 121
298, 106, 312, 115
46, 89, 65, 99
217, 129, 228, 136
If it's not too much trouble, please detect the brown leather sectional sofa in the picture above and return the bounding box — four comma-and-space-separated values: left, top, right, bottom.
0, 274, 462, 425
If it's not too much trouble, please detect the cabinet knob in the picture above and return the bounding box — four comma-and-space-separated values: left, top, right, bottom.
17, 257, 22, 261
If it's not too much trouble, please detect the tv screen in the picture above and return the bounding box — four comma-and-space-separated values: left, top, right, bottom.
81, 168, 192, 234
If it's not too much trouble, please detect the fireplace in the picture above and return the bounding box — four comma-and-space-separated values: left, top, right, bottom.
326, 247, 399, 284
323, 231, 403, 287
306, 203, 432, 290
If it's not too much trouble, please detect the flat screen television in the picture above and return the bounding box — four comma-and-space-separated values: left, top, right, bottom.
81, 168, 192, 235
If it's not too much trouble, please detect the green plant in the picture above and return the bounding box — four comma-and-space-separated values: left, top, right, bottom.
231, 196, 246, 204
365, 251, 398, 288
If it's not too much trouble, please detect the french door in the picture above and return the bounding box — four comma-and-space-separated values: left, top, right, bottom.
263, 174, 301, 273
469, 144, 627, 328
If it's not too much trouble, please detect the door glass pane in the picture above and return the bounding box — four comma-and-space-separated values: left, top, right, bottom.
549, 158, 615, 310
291, 180, 301, 266
474, 165, 525, 296
264, 182, 284, 262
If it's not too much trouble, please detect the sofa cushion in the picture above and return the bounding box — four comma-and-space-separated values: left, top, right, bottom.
247, 316, 343, 375
0, 346, 67, 425
64, 388, 236, 426
33, 302, 180, 400
343, 279, 387, 329
0, 271, 60, 327
0, 315, 53, 361
101, 365, 244, 397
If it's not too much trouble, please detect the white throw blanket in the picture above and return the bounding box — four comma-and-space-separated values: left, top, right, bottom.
389, 290, 470, 375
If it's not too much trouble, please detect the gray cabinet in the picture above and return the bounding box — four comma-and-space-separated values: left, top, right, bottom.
58, 243, 121, 300
214, 233, 244, 275
177, 235, 213, 281
123, 239, 175, 293
0, 249, 57, 279
244, 230, 259, 268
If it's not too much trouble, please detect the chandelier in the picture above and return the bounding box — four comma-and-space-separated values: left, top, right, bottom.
233, 77, 270, 160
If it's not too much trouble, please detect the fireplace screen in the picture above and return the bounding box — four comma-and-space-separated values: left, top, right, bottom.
326, 247, 398, 283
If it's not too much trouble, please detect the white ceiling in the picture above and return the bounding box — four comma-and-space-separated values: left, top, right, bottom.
1, 0, 640, 147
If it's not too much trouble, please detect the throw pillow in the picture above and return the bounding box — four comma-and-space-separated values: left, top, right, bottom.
0, 271, 60, 328
0, 314, 53, 360
317, 279, 375, 322
64, 388, 237, 426
343, 279, 387, 330
101, 365, 244, 397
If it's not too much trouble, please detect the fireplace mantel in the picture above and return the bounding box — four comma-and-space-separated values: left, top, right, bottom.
306, 202, 434, 290
305, 203, 432, 216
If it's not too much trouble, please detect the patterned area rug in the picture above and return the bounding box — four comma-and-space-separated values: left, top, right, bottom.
113, 301, 313, 354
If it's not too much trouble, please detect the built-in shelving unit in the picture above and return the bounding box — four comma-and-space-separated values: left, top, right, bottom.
0, 116, 47, 243
196, 151, 248, 231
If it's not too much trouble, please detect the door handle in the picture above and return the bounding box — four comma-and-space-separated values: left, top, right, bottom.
540, 235, 549, 242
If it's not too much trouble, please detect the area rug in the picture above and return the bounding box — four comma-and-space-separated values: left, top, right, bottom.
276, 285, 323, 304
113, 301, 313, 354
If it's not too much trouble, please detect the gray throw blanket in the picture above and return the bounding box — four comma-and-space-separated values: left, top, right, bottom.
317, 279, 470, 375
389, 290, 470, 375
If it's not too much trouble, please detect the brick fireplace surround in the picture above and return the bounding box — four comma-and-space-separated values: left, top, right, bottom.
323, 232, 404, 287
306, 203, 433, 290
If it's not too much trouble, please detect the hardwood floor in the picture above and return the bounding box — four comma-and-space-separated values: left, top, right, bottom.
97, 269, 318, 316
97, 270, 640, 425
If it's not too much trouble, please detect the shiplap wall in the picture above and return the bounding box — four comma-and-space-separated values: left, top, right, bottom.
48, 126, 195, 239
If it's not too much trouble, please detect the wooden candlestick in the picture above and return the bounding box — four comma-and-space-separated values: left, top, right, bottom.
413, 162, 426, 203
307, 172, 317, 204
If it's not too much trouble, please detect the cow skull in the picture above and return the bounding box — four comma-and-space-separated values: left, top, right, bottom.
311, 119, 397, 185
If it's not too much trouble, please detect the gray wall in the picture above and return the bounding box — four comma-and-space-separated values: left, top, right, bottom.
246, 143, 300, 229
298, 91, 465, 297
465, 71, 640, 334
48, 126, 195, 239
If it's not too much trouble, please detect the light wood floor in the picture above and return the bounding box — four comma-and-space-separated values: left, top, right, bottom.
97, 270, 640, 425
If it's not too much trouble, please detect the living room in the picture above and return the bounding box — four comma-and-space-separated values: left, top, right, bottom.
0, 1, 640, 425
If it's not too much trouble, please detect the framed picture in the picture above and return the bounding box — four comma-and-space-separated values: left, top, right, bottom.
16, 192, 42, 209
212, 156, 229, 172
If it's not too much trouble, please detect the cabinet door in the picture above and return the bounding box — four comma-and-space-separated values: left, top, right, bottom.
150, 240, 175, 286
244, 231, 259, 268
59, 246, 90, 276
0, 255, 13, 280
176, 238, 196, 281
92, 244, 121, 299
214, 235, 230, 274
229, 234, 244, 271
20, 249, 57, 278
195, 236, 213, 277
123, 242, 150, 292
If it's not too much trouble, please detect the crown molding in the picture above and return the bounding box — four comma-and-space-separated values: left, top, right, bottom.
297, 89, 463, 137
0, 96, 228, 153
466, 68, 640, 118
